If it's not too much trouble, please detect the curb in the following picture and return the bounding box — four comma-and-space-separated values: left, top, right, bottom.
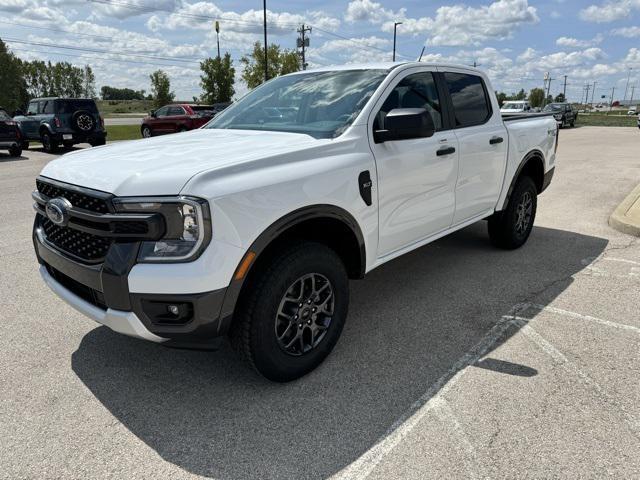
609, 183, 640, 237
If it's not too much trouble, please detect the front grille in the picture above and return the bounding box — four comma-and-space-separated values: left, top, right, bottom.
36, 179, 110, 213
41, 217, 112, 262
46, 264, 106, 310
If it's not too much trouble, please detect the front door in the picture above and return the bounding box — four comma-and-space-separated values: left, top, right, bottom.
369, 68, 459, 257
20, 100, 42, 138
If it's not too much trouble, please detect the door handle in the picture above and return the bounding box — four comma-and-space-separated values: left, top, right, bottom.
489, 136, 504, 145
436, 146, 456, 156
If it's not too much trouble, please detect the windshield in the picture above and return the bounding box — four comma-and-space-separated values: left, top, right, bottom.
543, 104, 563, 112
207, 69, 388, 139
502, 103, 525, 110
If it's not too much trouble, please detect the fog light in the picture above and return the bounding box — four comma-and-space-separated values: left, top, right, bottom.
167, 305, 179, 315
140, 300, 193, 325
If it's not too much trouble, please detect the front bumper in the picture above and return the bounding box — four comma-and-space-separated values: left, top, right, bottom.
34, 222, 227, 349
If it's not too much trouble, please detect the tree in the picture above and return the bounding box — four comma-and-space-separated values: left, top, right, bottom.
83, 66, 96, 98
495, 91, 507, 106
100, 86, 146, 100
554, 93, 566, 103
240, 42, 300, 89
200, 52, 235, 104
528, 87, 545, 108
514, 88, 526, 101
0, 38, 29, 112
149, 70, 175, 108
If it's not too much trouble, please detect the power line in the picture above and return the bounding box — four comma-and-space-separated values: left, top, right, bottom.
0, 20, 114, 41
3, 37, 202, 65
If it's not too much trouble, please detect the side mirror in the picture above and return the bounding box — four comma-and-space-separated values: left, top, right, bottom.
150, 111, 156, 118
374, 108, 435, 144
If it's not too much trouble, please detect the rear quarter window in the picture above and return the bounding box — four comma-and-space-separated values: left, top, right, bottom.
444, 72, 492, 128
55, 100, 99, 114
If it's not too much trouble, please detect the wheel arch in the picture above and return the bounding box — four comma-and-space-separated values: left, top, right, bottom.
217, 204, 366, 334
500, 149, 545, 210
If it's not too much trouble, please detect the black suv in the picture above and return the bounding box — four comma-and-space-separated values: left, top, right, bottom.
0, 108, 23, 157
543, 102, 577, 128
14, 98, 107, 153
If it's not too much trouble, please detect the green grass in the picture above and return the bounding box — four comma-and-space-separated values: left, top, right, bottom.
97, 99, 154, 116
106, 124, 141, 141
576, 113, 637, 127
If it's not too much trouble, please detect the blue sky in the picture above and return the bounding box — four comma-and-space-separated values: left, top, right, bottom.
1, 0, 639, 102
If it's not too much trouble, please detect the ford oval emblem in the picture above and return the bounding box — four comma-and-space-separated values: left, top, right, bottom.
45, 197, 72, 226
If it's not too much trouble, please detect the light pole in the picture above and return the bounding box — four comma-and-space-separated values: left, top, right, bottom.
215, 21, 220, 59
263, 0, 268, 83
393, 22, 402, 62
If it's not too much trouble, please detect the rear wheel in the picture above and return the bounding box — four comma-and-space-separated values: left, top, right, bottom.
63, 141, 74, 149
178, 126, 187, 133
230, 242, 349, 382
41, 131, 58, 154
8, 146, 22, 157
488, 176, 537, 249
141, 125, 152, 138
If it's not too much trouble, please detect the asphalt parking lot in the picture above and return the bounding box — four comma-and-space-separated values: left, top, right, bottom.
1, 127, 639, 479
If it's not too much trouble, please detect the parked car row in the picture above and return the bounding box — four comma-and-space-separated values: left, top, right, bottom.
0, 107, 23, 157
140, 102, 230, 137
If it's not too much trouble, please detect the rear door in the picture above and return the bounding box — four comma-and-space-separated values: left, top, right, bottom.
369, 66, 460, 257
21, 100, 41, 138
166, 106, 188, 131
441, 69, 508, 224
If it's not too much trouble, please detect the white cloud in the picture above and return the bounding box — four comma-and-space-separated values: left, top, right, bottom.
556, 34, 603, 48
344, 0, 404, 23
579, 0, 640, 23
611, 26, 640, 37
91, 0, 181, 20
382, 0, 539, 47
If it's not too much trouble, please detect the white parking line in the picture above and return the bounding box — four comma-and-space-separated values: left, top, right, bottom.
331, 304, 527, 480
529, 304, 640, 334
516, 319, 640, 438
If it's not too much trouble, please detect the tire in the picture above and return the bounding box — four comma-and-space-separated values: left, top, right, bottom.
488, 176, 537, 250
41, 131, 58, 154
570, 120, 575, 128
178, 126, 187, 133
21, 141, 29, 150
8, 146, 22, 157
63, 141, 74, 149
230, 242, 349, 382
71, 110, 96, 133
141, 125, 152, 138
90, 138, 106, 147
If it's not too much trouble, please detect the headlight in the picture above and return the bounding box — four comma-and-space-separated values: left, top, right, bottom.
113, 196, 211, 262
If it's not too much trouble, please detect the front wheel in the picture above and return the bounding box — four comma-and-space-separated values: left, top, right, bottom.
230, 242, 349, 382
141, 125, 152, 138
488, 176, 537, 249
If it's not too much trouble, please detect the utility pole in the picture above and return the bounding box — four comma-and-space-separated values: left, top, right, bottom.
215, 21, 220, 59
630, 85, 636, 106
607, 86, 615, 115
392, 22, 402, 62
545, 75, 554, 104
583, 83, 591, 106
591, 81, 597, 107
263, 0, 268, 83
297, 24, 312, 70
623, 67, 632, 103
562, 75, 567, 97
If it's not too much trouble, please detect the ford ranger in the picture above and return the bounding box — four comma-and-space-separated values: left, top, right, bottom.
32, 63, 557, 381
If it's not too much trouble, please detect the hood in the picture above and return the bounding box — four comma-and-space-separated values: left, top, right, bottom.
40, 129, 320, 196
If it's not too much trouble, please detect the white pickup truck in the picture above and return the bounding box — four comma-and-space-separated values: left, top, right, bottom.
33, 63, 557, 381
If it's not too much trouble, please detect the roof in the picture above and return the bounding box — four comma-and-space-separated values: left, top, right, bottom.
30, 97, 95, 101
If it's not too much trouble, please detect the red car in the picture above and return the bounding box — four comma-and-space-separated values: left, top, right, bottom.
141, 103, 229, 138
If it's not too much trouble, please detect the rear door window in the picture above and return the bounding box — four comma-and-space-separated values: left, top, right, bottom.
168, 106, 186, 116
43, 101, 54, 114
443, 72, 492, 127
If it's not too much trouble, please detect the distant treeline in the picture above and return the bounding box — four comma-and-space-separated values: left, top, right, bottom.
100, 86, 152, 101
